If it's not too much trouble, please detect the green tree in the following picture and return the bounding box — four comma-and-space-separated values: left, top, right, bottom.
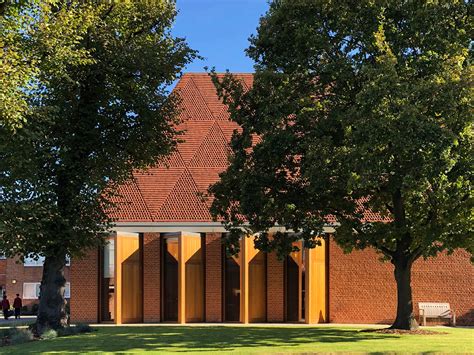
210, 0, 473, 330
0, 1, 196, 333
1, 1, 93, 128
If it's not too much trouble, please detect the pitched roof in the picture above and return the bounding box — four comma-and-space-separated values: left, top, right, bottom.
109, 73, 387, 224
110, 73, 252, 222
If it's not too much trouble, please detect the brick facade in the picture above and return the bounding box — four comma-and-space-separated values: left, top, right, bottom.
0, 259, 6, 291
62, 234, 472, 325
70, 248, 99, 323
328, 239, 474, 325
205, 233, 223, 322
143, 233, 161, 322
266, 252, 284, 322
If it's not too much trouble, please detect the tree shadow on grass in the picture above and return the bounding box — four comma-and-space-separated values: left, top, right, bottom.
8, 326, 397, 354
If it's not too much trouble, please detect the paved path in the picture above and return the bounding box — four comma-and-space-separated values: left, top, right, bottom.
0, 315, 36, 327
90, 322, 388, 328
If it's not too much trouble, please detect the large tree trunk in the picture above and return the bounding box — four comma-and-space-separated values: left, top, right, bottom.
390, 256, 419, 330
36, 254, 68, 334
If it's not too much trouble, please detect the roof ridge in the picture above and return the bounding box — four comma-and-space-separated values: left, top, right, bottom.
182, 72, 254, 75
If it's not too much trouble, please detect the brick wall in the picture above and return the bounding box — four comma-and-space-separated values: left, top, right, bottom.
0, 259, 6, 289
70, 248, 99, 323
266, 252, 284, 322
143, 233, 161, 322
205, 233, 222, 322
5, 257, 70, 308
329, 239, 474, 325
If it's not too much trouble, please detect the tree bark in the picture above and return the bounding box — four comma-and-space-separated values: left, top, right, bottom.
390, 256, 419, 330
36, 254, 68, 334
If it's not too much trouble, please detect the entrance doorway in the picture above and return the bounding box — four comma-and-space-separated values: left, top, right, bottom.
248, 251, 266, 322
100, 238, 115, 322
161, 232, 204, 323
100, 232, 143, 324
285, 244, 305, 322
224, 255, 240, 321
163, 237, 179, 321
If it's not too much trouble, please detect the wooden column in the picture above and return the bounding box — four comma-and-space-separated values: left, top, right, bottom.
114, 232, 141, 325
240, 236, 250, 324
240, 235, 266, 323
304, 238, 328, 324
176, 232, 202, 324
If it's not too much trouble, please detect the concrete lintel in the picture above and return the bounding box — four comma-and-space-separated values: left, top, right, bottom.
112, 222, 336, 235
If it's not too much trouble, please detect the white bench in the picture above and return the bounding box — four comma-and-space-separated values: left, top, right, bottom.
418, 302, 456, 326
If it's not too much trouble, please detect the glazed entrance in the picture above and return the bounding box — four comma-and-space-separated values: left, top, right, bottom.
99, 232, 143, 324
161, 232, 204, 323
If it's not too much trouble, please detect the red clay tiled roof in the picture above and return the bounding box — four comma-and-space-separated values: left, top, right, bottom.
110, 73, 252, 222
110, 73, 387, 224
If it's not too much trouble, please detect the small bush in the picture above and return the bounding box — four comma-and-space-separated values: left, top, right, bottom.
41, 329, 58, 340
8, 328, 34, 345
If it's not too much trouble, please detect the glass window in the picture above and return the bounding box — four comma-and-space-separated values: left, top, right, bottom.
100, 238, 115, 322
65, 282, 71, 298
23, 282, 41, 299
23, 282, 70, 299
103, 239, 115, 278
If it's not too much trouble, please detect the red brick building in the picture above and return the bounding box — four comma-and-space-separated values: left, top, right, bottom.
51, 73, 473, 325
1, 256, 70, 309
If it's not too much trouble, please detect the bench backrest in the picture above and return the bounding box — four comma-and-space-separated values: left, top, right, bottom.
418, 302, 451, 317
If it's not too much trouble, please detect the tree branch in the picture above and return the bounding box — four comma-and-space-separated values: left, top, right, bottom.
0, 2, 7, 16
100, 5, 114, 21
408, 246, 424, 263
352, 225, 396, 258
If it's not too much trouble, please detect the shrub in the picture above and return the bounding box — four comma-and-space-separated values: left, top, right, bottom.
41, 329, 58, 340
8, 328, 34, 345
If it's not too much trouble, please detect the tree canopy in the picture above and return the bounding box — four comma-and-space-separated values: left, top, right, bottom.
210, 0, 473, 329
0, 0, 197, 331
1, 1, 97, 128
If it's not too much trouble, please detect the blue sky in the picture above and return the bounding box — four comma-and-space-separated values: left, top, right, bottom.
173, 0, 269, 73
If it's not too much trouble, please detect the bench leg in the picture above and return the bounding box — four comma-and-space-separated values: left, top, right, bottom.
423, 314, 426, 327
452, 312, 456, 327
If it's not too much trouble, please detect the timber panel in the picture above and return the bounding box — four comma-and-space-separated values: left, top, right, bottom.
305, 238, 328, 323
115, 232, 142, 324
249, 251, 266, 322
185, 249, 204, 322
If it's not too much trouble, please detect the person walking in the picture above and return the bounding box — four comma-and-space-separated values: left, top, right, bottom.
1, 295, 10, 320
13, 294, 22, 319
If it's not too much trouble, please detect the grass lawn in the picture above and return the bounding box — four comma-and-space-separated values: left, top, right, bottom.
2, 325, 473, 354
